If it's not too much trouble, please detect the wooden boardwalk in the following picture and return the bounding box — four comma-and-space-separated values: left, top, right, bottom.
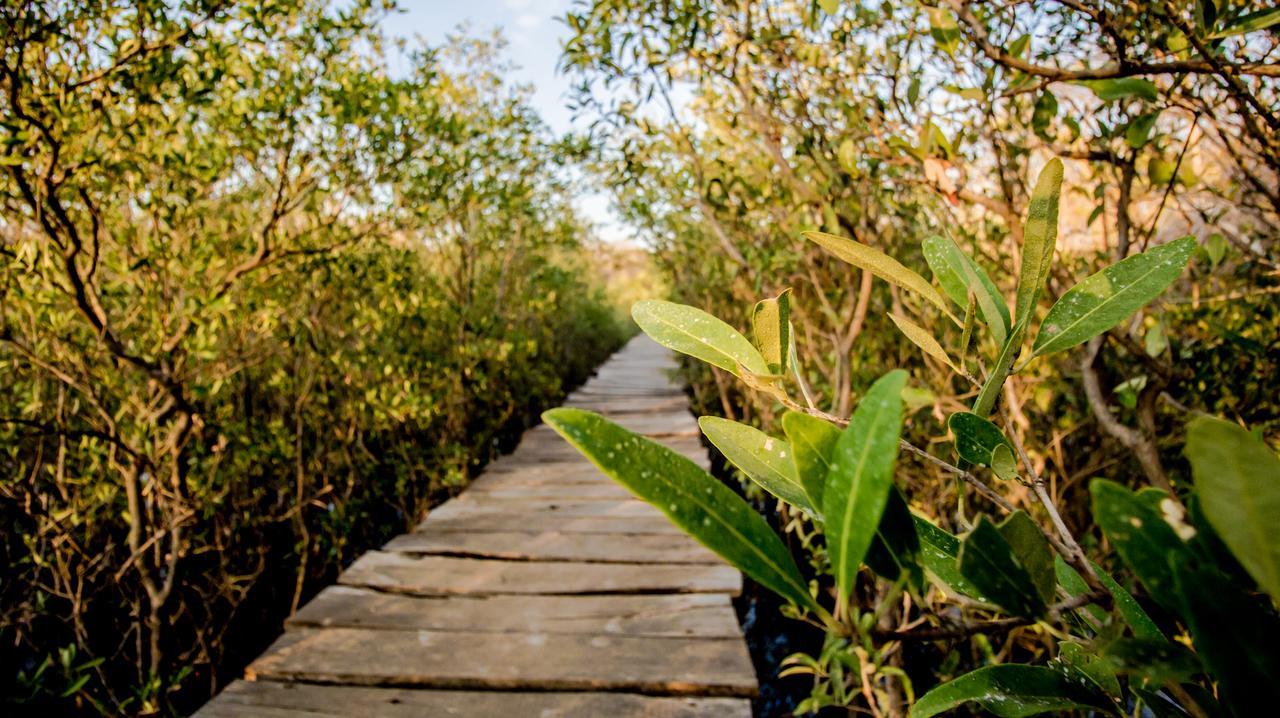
196, 335, 757, 716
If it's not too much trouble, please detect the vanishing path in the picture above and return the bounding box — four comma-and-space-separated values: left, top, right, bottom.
197, 335, 757, 716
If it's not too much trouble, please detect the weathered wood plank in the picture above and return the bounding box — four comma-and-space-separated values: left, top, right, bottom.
199, 681, 751, 718
384, 528, 720, 564
427, 496, 666, 520
461, 483, 635, 500
288, 586, 742, 638
563, 394, 690, 414
504, 436, 707, 466
596, 411, 699, 437
418, 511, 682, 535
477, 460, 613, 480
245, 627, 757, 697
338, 551, 741, 596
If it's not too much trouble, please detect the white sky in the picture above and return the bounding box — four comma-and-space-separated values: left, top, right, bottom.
385, 0, 631, 243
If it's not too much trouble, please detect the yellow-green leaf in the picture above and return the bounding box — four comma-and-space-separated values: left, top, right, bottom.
751, 289, 792, 375
888, 312, 958, 372
1014, 158, 1064, 326
544, 407, 820, 613
803, 231, 960, 325
632, 299, 769, 376
699, 416, 815, 515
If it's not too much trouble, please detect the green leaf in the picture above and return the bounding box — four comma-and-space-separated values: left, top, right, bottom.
1125, 112, 1159, 149
971, 316, 1027, 417
958, 516, 1047, 618
915, 516, 989, 601
991, 446, 1018, 482
948, 412, 1017, 479
631, 299, 769, 376
543, 408, 818, 613
971, 159, 1063, 416
818, 0, 840, 15
1209, 7, 1280, 38
888, 313, 958, 371
926, 7, 961, 56
1186, 416, 1280, 600
1203, 232, 1227, 267
1015, 159, 1064, 327
1173, 560, 1280, 709
803, 231, 960, 325
922, 235, 1010, 345
1032, 91, 1058, 139
1078, 78, 1159, 103
1056, 558, 1165, 641
781, 411, 841, 507
1091, 480, 1193, 614
699, 416, 815, 515
1100, 638, 1201, 685
997, 511, 1056, 606
1033, 236, 1194, 356
824, 369, 907, 607
751, 289, 792, 375
910, 665, 1116, 718
1144, 321, 1167, 357
1057, 641, 1121, 697
864, 486, 923, 585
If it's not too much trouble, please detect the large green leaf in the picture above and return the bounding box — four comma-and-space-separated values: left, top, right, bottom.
911, 664, 1116, 718
751, 289, 792, 374
958, 516, 1047, 618
1186, 416, 1280, 601
922, 235, 1010, 345
824, 369, 907, 606
699, 416, 815, 515
915, 516, 989, 601
1032, 237, 1194, 356
781, 411, 841, 507
1055, 557, 1164, 641
543, 408, 818, 613
1014, 158, 1063, 327
1091, 480, 1192, 615
864, 486, 923, 586
1173, 560, 1280, 710
948, 412, 1018, 480
1100, 638, 1201, 685
631, 299, 769, 376
997, 511, 1056, 606
803, 231, 960, 325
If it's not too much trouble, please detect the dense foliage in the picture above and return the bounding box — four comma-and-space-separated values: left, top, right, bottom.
557, 0, 1280, 715
0, 2, 626, 714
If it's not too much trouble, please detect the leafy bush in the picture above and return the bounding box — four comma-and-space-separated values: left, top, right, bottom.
547, 161, 1279, 716
0, 2, 626, 713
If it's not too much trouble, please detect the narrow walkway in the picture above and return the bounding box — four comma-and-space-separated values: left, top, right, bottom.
197, 335, 757, 716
